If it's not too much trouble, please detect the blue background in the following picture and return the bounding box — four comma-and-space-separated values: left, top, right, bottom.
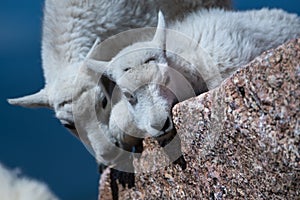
1, 1, 299, 199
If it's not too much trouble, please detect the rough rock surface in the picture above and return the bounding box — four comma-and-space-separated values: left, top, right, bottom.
98, 38, 300, 199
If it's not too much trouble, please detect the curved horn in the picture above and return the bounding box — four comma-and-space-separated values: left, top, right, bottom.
152, 11, 166, 49
7, 89, 50, 108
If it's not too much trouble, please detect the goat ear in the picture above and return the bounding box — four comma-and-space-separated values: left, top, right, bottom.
7, 89, 51, 108
152, 11, 166, 50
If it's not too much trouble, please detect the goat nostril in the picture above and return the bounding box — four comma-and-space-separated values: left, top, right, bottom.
101, 96, 108, 109
161, 117, 172, 132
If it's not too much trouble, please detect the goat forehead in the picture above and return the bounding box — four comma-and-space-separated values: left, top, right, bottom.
114, 46, 162, 65
117, 64, 165, 91
118, 42, 159, 56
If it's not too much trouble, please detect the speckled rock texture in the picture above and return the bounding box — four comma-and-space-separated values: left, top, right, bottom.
98, 38, 300, 199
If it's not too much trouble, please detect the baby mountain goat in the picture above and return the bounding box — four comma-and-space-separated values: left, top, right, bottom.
8, 0, 231, 154
87, 8, 300, 151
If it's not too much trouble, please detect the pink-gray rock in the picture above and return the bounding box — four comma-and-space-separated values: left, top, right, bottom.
99, 38, 300, 199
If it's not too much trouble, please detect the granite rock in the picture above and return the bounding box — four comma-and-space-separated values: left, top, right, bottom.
99, 38, 300, 199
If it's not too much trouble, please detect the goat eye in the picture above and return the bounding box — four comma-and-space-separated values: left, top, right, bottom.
124, 68, 131, 72
124, 91, 137, 105
144, 57, 156, 64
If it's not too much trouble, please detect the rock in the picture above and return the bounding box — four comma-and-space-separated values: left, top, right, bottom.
98, 38, 300, 199
98, 167, 113, 200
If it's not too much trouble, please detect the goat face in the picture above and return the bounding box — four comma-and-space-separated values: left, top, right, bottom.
86, 13, 178, 135
89, 46, 176, 137
114, 55, 176, 137
86, 12, 198, 137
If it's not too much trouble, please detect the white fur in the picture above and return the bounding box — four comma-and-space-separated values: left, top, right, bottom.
7, 0, 231, 167
0, 163, 58, 200
9, 0, 231, 125
88, 8, 300, 139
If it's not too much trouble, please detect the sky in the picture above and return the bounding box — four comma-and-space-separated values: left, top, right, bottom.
0, 1, 299, 200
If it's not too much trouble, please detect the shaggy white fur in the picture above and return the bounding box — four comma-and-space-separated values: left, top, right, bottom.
0, 163, 58, 200
87, 8, 300, 140
7, 0, 232, 170
8, 0, 231, 137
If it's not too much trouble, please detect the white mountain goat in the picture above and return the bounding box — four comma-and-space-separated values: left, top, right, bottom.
87, 8, 300, 143
0, 163, 58, 200
7, 0, 231, 154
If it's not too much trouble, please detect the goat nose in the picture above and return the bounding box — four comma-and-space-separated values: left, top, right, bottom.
151, 117, 172, 132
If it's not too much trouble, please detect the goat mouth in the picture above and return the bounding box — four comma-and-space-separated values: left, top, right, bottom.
63, 123, 76, 130
154, 128, 177, 147
60, 119, 76, 129
157, 127, 175, 138
162, 120, 171, 132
